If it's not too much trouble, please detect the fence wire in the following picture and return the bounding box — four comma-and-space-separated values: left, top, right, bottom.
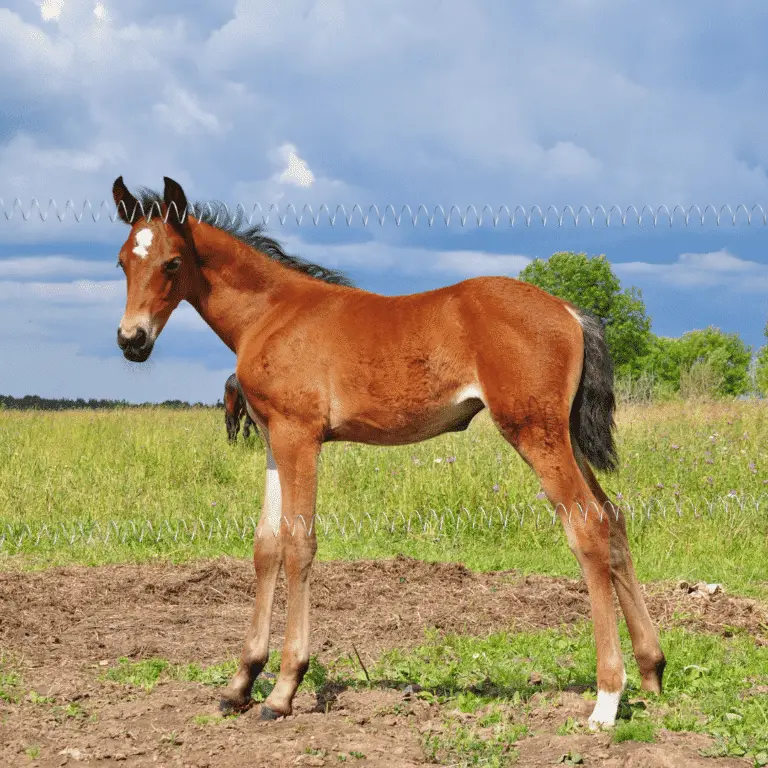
2, 200, 768, 227
1, 494, 764, 551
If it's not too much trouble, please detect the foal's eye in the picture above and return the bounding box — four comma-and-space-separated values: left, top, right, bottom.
116, 260, 125, 271
164, 257, 181, 274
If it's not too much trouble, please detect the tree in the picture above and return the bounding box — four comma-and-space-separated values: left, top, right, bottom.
675, 327, 752, 397
518, 252, 652, 377
755, 321, 768, 397
637, 335, 680, 389
638, 327, 752, 397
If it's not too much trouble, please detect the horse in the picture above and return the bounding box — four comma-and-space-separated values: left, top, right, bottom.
224, 373, 258, 442
112, 176, 665, 729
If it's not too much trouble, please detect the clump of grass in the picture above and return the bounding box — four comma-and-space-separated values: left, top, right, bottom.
0, 654, 22, 703
102, 653, 327, 700
613, 718, 656, 743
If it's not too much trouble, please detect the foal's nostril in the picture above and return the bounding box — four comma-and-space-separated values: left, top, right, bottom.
117, 328, 128, 349
133, 327, 147, 349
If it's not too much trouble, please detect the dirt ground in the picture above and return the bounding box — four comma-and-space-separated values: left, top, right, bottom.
1, 556, 765, 767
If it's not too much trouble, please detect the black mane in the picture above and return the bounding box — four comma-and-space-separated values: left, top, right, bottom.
134, 188, 354, 287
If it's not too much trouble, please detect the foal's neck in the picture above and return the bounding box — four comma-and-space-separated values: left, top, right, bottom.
186, 221, 300, 353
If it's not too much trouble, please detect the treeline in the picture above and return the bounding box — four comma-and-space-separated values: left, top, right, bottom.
519, 252, 768, 402
0, 395, 223, 411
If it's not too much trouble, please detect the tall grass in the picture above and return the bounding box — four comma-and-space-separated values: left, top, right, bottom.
0, 402, 766, 595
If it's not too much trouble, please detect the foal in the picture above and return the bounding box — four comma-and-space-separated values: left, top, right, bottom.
224, 373, 258, 442
112, 176, 665, 729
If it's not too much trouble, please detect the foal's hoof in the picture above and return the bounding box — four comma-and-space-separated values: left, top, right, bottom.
219, 696, 251, 716
587, 714, 616, 732
640, 655, 667, 695
259, 705, 284, 721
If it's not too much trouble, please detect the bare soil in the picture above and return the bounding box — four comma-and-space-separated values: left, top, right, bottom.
1, 556, 764, 766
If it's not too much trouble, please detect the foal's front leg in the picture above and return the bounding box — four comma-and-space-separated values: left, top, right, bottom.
220, 436, 283, 712
259, 423, 320, 719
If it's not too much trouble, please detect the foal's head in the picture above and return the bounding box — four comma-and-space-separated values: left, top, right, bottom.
113, 176, 195, 362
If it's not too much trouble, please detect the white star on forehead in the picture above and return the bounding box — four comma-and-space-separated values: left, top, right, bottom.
132, 228, 153, 259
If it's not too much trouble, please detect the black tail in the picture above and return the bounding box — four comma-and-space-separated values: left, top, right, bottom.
224, 372, 239, 394
570, 311, 618, 472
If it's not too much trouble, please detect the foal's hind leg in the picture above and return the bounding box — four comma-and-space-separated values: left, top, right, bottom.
574, 449, 666, 693
494, 408, 625, 728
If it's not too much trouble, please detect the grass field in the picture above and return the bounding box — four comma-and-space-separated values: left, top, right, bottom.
1, 400, 767, 766
1, 400, 767, 594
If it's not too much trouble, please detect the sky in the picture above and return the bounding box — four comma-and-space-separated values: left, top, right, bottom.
1, 0, 767, 403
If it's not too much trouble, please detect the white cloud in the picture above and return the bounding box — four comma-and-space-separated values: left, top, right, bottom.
0, 279, 122, 304
675, 251, 756, 273
275, 144, 315, 188
273, 235, 531, 278
0, 8, 73, 80
431, 250, 532, 277
152, 86, 226, 136
540, 142, 603, 181
231, 149, 365, 215
0, 133, 126, 195
0, 256, 114, 280
616, 250, 768, 291
40, 0, 63, 22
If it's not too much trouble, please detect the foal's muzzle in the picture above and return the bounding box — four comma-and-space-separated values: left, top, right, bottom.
117, 326, 154, 362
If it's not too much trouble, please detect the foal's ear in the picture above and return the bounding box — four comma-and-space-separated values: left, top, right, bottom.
112, 176, 141, 225
163, 176, 189, 231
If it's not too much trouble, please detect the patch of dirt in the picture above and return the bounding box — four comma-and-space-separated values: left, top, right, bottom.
515, 728, 747, 767
0, 556, 764, 766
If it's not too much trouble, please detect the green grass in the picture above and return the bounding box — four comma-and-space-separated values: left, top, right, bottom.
95, 622, 768, 764
102, 652, 326, 699
2, 402, 765, 765
372, 623, 768, 764
5, 615, 767, 765
1, 402, 766, 596
0, 654, 22, 704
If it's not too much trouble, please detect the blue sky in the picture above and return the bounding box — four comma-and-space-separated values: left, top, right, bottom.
1, 0, 767, 403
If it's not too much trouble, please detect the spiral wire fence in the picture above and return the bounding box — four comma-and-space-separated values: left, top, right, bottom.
1, 199, 768, 227
1, 493, 765, 552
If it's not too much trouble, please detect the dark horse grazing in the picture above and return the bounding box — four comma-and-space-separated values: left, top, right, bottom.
224, 373, 258, 442
112, 177, 665, 729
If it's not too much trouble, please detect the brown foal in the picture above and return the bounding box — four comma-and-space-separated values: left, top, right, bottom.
112, 176, 665, 729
